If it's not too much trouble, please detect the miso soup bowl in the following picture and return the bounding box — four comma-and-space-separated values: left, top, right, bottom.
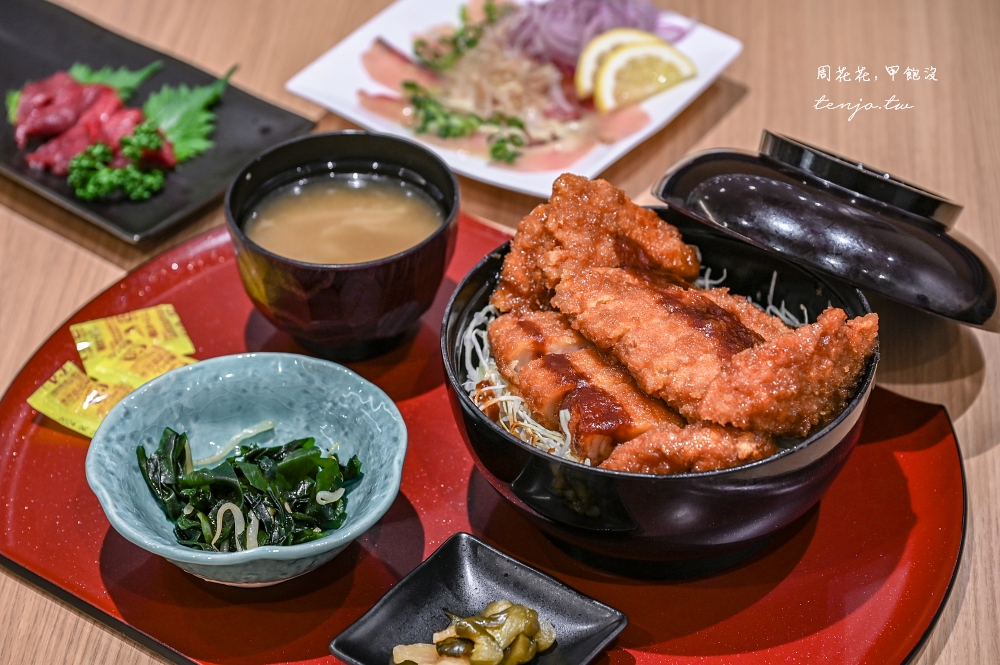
226, 131, 460, 361
441, 207, 879, 564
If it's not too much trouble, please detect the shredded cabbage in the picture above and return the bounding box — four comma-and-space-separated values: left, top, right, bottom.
461, 304, 578, 461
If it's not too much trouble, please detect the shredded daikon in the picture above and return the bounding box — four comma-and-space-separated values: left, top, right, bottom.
194, 420, 275, 466
245, 512, 260, 550
316, 488, 346, 505
211, 502, 246, 551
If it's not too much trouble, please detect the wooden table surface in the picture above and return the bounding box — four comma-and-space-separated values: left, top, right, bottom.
1, 1, 997, 663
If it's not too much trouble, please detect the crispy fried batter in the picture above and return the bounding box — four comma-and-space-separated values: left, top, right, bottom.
483, 175, 879, 470
698, 308, 879, 437
517, 348, 683, 464
552, 267, 878, 436
551, 268, 764, 411
488, 310, 590, 382
599, 423, 777, 474
491, 174, 699, 311
702, 287, 793, 341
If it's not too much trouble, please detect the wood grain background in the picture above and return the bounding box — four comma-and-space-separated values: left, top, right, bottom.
1, 1, 997, 663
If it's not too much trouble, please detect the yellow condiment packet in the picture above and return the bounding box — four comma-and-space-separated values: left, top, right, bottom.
71, 304, 196, 377
26, 362, 132, 437
87, 341, 197, 390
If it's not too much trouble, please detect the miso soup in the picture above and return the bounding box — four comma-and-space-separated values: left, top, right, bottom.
244, 174, 443, 264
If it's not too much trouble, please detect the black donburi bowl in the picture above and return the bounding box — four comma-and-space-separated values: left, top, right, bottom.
226, 131, 459, 361
442, 207, 879, 562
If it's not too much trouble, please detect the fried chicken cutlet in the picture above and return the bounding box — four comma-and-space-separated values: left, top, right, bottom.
517, 349, 684, 463
552, 268, 878, 437
488, 310, 682, 463
600, 423, 777, 474
485, 310, 780, 469
491, 174, 700, 312
487, 309, 590, 380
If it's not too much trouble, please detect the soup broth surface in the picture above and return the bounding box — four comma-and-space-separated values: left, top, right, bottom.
245, 174, 443, 264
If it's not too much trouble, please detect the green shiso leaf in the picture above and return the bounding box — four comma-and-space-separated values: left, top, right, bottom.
68, 60, 163, 101
142, 65, 236, 162
6, 89, 20, 124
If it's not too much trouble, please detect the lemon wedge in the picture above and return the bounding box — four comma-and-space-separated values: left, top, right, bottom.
575, 28, 665, 100
592, 41, 697, 112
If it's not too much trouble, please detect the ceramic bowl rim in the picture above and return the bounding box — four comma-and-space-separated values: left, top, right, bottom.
223, 130, 461, 271
441, 237, 880, 482
86, 352, 407, 566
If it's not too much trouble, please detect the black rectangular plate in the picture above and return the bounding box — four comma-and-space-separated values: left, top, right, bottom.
0, 0, 314, 243
331, 532, 627, 665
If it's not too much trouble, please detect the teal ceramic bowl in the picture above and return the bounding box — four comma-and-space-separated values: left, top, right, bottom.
86, 353, 406, 586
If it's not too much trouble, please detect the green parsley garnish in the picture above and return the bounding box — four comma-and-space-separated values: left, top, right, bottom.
67, 136, 166, 202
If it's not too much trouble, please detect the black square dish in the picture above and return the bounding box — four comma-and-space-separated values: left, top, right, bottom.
0, 0, 314, 243
331, 532, 627, 665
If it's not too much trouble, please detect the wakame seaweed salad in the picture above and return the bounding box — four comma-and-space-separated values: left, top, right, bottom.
137, 427, 363, 551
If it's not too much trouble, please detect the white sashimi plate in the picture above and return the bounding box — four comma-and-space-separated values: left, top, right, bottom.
287, 0, 742, 198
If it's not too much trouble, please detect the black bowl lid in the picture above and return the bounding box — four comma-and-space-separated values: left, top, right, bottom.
653, 130, 997, 326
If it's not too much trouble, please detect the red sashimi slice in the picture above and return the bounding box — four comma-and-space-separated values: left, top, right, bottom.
25, 121, 102, 175
361, 37, 439, 92
100, 107, 144, 149
16, 72, 75, 125
141, 138, 177, 169
76, 87, 121, 128
15, 73, 91, 148
500, 138, 597, 172
98, 108, 176, 168
596, 104, 650, 143
357, 90, 414, 125
25, 87, 121, 175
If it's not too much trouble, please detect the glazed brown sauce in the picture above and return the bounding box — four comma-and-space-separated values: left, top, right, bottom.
473, 380, 501, 422
515, 318, 547, 356
653, 286, 764, 357
563, 386, 630, 438
537, 354, 632, 440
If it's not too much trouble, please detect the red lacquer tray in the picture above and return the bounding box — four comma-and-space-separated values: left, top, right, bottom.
0, 216, 965, 665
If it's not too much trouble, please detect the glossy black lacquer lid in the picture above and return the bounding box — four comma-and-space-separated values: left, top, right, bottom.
654, 130, 997, 326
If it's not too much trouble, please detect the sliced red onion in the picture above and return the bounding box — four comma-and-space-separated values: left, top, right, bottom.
655, 12, 698, 43
505, 0, 670, 68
